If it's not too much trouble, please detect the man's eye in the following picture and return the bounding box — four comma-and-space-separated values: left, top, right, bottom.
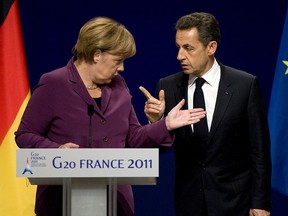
184, 46, 193, 51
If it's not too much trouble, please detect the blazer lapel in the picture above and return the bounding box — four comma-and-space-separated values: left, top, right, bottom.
68, 61, 104, 118
101, 86, 112, 114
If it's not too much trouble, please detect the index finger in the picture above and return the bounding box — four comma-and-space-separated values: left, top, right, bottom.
139, 86, 153, 99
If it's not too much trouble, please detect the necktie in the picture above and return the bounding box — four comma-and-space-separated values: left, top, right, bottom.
193, 77, 208, 135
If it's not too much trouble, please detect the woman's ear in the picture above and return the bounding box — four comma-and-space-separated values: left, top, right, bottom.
93, 49, 101, 63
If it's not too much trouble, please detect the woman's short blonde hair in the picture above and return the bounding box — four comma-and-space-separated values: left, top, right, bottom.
72, 17, 136, 63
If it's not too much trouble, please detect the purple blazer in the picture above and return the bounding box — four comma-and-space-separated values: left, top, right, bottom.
15, 58, 173, 216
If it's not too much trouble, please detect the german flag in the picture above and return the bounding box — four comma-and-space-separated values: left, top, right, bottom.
0, 0, 36, 215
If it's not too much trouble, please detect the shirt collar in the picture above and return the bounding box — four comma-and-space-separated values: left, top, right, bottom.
188, 59, 220, 87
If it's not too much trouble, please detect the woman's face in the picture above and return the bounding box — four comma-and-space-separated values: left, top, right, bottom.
92, 52, 125, 84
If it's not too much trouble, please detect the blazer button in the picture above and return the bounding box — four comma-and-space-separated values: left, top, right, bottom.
103, 136, 108, 142
100, 119, 106, 124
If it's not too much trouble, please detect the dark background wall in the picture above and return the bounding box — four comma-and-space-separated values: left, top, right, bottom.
18, 0, 288, 215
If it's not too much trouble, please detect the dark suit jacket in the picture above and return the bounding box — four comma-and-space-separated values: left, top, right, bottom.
155, 63, 271, 216
15, 58, 173, 216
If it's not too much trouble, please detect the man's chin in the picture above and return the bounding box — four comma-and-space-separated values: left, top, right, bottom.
182, 69, 193, 74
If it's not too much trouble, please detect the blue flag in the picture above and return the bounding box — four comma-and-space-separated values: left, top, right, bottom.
268, 8, 288, 195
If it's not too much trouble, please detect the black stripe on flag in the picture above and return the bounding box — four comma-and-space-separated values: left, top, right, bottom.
0, 0, 15, 26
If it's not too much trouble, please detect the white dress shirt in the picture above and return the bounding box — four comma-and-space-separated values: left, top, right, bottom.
188, 59, 221, 131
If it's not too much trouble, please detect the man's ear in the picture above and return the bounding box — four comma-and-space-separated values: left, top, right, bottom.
207, 41, 217, 56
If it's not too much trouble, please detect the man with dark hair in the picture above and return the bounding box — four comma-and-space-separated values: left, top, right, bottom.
140, 12, 271, 216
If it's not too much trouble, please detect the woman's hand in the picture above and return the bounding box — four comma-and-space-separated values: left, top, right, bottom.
165, 99, 206, 131
59, 142, 79, 149
249, 209, 270, 216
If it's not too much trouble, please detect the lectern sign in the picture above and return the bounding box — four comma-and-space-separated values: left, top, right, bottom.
16, 148, 159, 178
17, 148, 159, 216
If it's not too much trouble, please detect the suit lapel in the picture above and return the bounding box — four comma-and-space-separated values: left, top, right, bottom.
208, 66, 233, 142
175, 73, 189, 109
175, 73, 193, 135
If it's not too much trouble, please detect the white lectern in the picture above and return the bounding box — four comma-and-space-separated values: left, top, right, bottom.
16, 148, 159, 216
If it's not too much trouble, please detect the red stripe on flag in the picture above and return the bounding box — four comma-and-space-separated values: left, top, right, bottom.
0, 0, 30, 144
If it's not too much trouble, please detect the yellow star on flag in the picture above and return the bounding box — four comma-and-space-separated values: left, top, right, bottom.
283, 60, 288, 74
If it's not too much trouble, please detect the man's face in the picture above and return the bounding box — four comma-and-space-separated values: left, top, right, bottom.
176, 28, 212, 77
